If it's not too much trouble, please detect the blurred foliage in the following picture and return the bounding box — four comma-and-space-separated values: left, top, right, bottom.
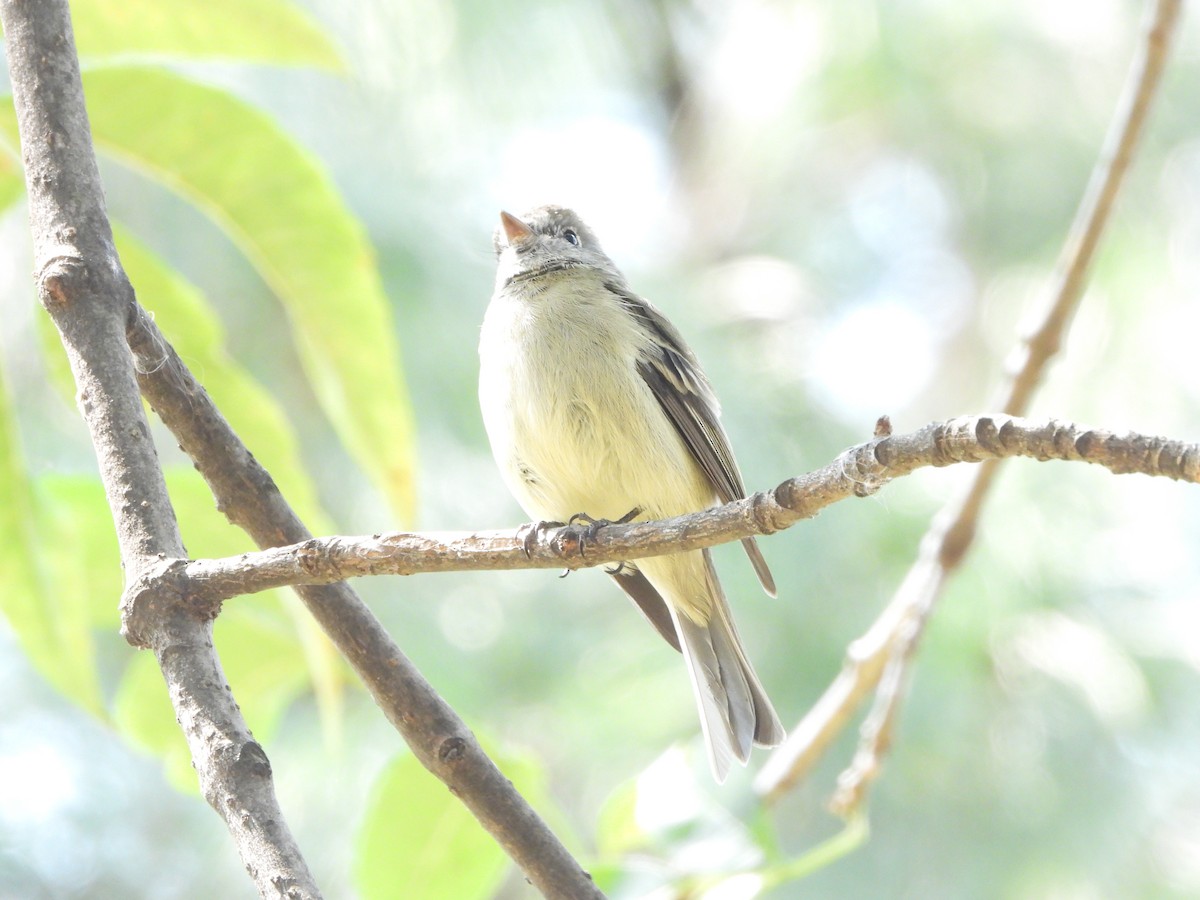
1, 0, 1199, 898
355, 740, 563, 900
69, 0, 343, 67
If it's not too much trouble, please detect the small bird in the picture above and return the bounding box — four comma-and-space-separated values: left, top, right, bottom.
478, 205, 784, 781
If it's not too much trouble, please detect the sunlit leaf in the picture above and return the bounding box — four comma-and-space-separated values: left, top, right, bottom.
0, 374, 106, 715
355, 743, 552, 900
38, 476, 123, 635
594, 780, 644, 857
70, 0, 342, 69
123, 234, 350, 741
211, 605, 314, 742
124, 226, 351, 744
79, 66, 417, 522
115, 223, 328, 527
0, 66, 416, 519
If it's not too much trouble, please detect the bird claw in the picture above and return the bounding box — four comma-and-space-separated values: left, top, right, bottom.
516, 519, 565, 558
567, 507, 642, 558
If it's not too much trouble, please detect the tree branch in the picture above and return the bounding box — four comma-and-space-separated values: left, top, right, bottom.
118, 415, 1200, 611
0, 1, 321, 897
125, 305, 603, 898
754, 0, 1185, 808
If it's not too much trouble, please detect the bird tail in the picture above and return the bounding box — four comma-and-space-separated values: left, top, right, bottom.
671, 550, 785, 782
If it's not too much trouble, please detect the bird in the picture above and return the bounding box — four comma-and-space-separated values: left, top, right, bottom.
478, 204, 784, 781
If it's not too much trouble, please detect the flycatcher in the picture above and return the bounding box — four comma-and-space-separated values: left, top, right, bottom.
479, 205, 784, 781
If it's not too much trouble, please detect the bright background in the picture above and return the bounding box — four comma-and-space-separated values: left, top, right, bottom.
1, 0, 1199, 897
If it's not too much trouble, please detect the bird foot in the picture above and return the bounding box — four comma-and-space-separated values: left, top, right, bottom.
516, 519, 565, 558
567, 507, 642, 558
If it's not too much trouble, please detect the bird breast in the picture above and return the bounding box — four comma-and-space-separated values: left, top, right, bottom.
479, 278, 710, 524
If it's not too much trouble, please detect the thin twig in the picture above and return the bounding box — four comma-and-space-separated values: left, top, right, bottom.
0, 2, 322, 897
117, 415, 1200, 612
755, 0, 1185, 806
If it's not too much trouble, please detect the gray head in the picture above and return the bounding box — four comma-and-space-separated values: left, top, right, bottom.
492, 205, 621, 288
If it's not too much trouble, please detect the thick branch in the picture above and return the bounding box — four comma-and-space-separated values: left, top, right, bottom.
126, 309, 602, 899
0, 2, 320, 896
4, 0, 168, 564
119, 414, 1200, 607
755, 0, 1185, 807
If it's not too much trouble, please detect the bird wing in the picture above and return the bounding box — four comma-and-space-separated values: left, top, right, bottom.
607, 282, 776, 597
608, 566, 682, 652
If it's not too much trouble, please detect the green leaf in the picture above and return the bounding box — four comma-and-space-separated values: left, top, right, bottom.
38, 476, 124, 636
81, 66, 418, 522
356, 744, 552, 900
115, 223, 328, 527
69, 0, 342, 69
0, 371, 107, 715
0, 193, 357, 757
212, 605, 321, 737
595, 780, 644, 857
121, 232, 349, 740
0, 69, 416, 519
0, 366, 43, 635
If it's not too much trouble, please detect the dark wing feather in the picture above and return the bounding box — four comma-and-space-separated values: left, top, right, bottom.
608, 567, 682, 652
607, 282, 776, 597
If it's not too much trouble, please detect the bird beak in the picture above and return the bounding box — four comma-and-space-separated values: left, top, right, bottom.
499, 210, 534, 246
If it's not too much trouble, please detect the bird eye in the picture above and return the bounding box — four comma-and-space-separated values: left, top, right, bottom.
563, 229, 580, 246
